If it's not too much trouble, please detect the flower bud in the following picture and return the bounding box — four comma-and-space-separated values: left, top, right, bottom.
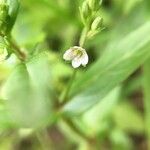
0, 1, 9, 34
91, 16, 103, 31
88, 0, 102, 11
81, 1, 91, 21
0, 36, 9, 62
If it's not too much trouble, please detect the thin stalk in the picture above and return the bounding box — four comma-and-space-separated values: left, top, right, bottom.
62, 69, 77, 103
0, 33, 26, 61
63, 117, 91, 141
9, 37, 27, 61
79, 26, 89, 47
63, 117, 98, 150
62, 26, 89, 103
143, 58, 150, 150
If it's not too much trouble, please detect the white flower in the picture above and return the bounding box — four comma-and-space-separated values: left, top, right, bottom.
0, 48, 8, 62
63, 46, 88, 68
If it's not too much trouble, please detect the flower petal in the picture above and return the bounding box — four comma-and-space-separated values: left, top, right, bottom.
72, 57, 82, 68
63, 49, 74, 61
81, 52, 88, 66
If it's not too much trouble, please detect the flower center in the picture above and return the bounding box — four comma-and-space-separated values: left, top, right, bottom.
74, 49, 83, 58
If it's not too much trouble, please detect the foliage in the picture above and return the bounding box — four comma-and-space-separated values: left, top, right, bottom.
0, 0, 150, 150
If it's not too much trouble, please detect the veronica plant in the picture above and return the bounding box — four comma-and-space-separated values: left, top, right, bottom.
0, 0, 150, 150
62, 0, 103, 106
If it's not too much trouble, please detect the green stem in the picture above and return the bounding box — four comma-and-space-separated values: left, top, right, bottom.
0, 33, 26, 61
63, 117, 90, 141
143, 58, 150, 150
62, 26, 89, 103
63, 117, 98, 150
62, 69, 77, 103
79, 26, 89, 47
9, 37, 26, 61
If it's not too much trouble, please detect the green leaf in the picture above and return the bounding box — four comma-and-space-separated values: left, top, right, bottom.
63, 21, 150, 114
123, 0, 143, 14
113, 102, 144, 134
2, 52, 55, 128
74, 87, 120, 136
0, 104, 14, 128
110, 129, 133, 150
7, 0, 19, 33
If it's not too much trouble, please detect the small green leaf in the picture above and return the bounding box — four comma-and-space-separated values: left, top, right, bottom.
7, 0, 19, 33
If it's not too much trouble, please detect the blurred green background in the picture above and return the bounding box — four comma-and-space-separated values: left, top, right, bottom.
0, 0, 150, 150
